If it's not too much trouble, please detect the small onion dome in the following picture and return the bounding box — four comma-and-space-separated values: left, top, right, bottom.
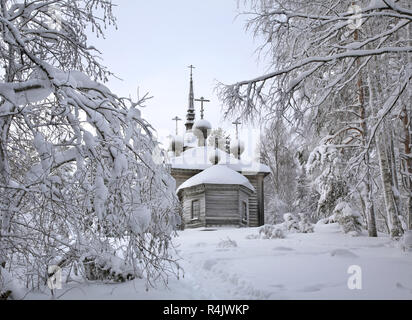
230, 139, 245, 158
193, 119, 212, 140
209, 148, 221, 165
168, 135, 184, 152
183, 131, 198, 148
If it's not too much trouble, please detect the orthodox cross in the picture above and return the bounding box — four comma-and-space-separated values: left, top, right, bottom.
232, 119, 241, 139
194, 97, 210, 119
188, 64, 195, 77
172, 116, 182, 135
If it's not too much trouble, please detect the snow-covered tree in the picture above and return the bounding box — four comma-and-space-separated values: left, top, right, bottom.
0, 0, 180, 299
219, 0, 411, 238
260, 117, 298, 218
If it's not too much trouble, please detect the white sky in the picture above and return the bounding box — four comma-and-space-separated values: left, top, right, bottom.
88, 0, 268, 156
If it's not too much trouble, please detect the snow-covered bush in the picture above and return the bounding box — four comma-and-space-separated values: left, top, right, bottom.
401, 231, 412, 252
332, 202, 363, 236
298, 212, 314, 233
217, 238, 238, 248
82, 253, 137, 283
283, 213, 300, 233
258, 225, 286, 239
249, 213, 313, 240
264, 196, 290, 225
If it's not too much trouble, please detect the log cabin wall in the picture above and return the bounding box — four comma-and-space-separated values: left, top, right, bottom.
181, 185, 206, 228
172, 168, 201, 189
204, 184, 247, 226
243, 174, 266, 227
173, 168, 266, 228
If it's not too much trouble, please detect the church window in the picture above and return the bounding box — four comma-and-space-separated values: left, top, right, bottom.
242, 201, 248, 223
191, 200, 200, 220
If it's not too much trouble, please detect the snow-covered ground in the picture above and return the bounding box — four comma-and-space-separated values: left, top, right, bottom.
27, 224, 412, 300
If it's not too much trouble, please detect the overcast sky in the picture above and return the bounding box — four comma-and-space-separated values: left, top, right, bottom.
89, 0, 268, 154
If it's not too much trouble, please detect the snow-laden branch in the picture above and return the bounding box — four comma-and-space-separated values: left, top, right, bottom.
234, 46, 411, 87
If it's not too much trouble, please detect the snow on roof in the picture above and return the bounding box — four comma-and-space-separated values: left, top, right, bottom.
194, 119, 212, 130
176, 165, 255, 193
169, 146, 271, 175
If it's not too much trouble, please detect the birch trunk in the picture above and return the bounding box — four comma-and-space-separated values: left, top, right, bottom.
355, 29, 377, 237
376, 130, 403, 238
367, 60, 403, 238
401, 105, 412, 230
387, 130, 402, 220
404, 10, 412, 230
0, 0, 13, 268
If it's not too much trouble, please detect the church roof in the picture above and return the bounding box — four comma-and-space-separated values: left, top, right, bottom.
169, 146, 271, 175
176, 165, 255, 193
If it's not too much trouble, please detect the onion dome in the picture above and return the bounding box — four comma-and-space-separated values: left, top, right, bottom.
193, 119, 212, 140
230, 139, 245, 159
209, 147, 221, 165
168, 135, 184, 153
183, 130, 198, 150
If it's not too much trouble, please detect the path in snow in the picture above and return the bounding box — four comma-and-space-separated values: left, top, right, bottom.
173, 224, 412, 300
26, 224, 412, 299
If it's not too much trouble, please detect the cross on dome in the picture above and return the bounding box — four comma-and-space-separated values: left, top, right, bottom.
195, 97, 210, 119
232, 119, 241, 139
172, 116, 182, 135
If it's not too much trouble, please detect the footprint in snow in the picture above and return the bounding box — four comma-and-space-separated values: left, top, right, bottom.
330, 249, 358, 258
203, 259, 218, 271
396, 282, 412, 294
302, 284, 325, 292
194, 242, 207, 247
273, 246, 294, 251
269, 284, 285, 290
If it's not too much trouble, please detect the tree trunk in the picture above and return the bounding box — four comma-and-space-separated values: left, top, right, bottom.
376, 130, 403, 238
400, 105, 412, 230
0, 1, 15, 268
387, 130, 402, 221
355, 28, 377, 237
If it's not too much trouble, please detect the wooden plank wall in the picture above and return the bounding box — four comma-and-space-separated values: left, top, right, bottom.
172, 168, 266, 227
244, 175, 259, 227
204, 185, 240, 226
172, 169, 200, 189
181, 186, 206, 228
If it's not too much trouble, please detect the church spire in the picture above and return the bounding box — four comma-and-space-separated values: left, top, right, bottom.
185, 65, 196, 131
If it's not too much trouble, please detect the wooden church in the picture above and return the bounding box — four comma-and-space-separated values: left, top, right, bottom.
167, 66, 270, 228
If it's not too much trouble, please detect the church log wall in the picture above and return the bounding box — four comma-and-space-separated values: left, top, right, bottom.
204, 185, 244, 226
173, 168, 266, 228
